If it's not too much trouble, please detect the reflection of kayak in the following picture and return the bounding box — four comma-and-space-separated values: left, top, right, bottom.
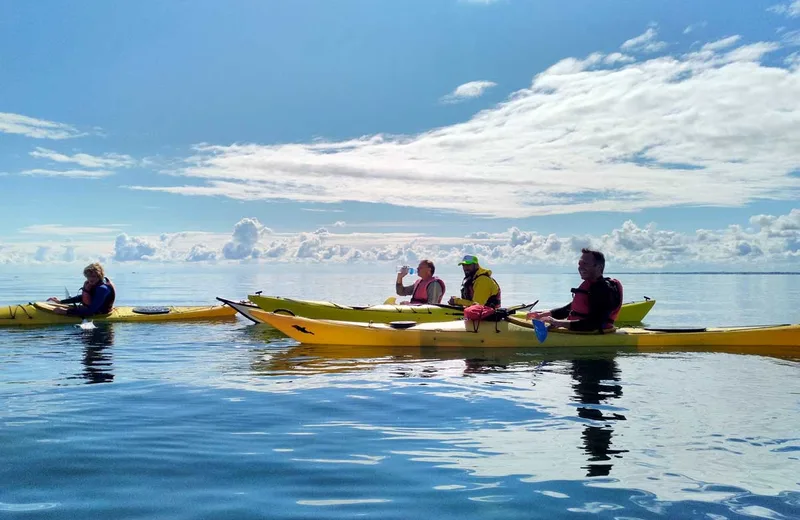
251, 311, 800, 354
246, 295, 656, 325
250, 343, 629, 376
0, 302, 237, 326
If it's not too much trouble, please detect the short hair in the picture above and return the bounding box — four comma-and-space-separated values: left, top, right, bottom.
83, 262, 106, 280
581, 248, 605, 270
419, 259, 435, 275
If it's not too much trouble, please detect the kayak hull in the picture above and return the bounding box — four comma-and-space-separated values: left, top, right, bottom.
247, 295, 656, 325
251, 311, 800, 352
0, 302, 237, 326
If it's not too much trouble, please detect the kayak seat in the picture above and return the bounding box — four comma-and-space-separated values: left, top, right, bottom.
643, 326, 706, 333
132, 306, 171, 315
389, 321, 417, 329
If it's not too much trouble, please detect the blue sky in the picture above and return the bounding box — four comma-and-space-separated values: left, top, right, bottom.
1, 0, 798, 268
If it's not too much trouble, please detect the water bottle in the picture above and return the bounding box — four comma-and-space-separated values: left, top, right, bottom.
396, 265, 416, 275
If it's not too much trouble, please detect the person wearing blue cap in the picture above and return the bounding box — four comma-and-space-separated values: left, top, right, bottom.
447, 254, 502, 308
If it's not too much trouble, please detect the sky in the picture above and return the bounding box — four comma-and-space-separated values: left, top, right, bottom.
1, 0, 798, 270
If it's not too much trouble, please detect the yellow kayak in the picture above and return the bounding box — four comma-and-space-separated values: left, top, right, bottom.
251, 311, 800, 353
0, 302, 237, 326
246, 294, 656, 325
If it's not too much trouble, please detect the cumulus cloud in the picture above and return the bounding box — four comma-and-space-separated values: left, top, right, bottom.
62, 245, 77, 263
34, 246, 51, 262
621, 28, 668, 53
114, 233, 157, 261
2, 210, 799, 270
440, 80, 498, 103
29, 147, 136, 169
0, 112, 85, 139
128, 33, 800, 219
21, 169, 113, 179
768, 0, 800, 17
222, 218, 270, 259
186, 243, 218, 262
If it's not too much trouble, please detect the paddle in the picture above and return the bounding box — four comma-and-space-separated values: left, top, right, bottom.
65, 286, 95, 330
531, 320, 548, 343
385, 297, 539, 314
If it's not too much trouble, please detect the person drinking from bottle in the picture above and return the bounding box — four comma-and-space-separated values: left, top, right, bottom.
47, 262, 117, 317
395, 259, 446, 304
447, 254, 501, 308
527, 248, 623, 332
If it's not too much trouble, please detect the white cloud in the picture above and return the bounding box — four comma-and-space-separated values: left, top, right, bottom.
21, 169, 113, 179
222, 217, 271, 259
128, 34, 800, 220
19, 224, 121, 235
684, 22, 707, 35
787, 51, 800, 70
113, 233, 158, 261
62, 245, 77, 263
441, 80, 498, 103
332, 221, 346, 227
186, 243, 218, 262
603, 52, 635, 65
701, 35, 741, 51
621, 28, 668, 53
783, 29, 800, 46
300, 207, 344, 213
29, 147, 136, 169
460, 0, 500, 4
34, 246, 51, 262
768, 0, 800, 17
0, 112, 85, 139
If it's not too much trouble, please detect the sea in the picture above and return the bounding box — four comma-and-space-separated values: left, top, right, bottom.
1, 264, 798, 519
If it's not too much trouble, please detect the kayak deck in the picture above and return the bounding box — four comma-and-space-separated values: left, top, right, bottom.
246, 295, 656, 325
0, 302, 237, 326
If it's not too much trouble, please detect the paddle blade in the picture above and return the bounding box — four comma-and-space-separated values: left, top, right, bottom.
532, 319, 548, 343
383, 297, 397, 305
64, 286, 71, 300
77, 320, 96, 330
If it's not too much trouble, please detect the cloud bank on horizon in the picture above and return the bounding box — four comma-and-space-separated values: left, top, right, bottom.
2, 208, 798, 271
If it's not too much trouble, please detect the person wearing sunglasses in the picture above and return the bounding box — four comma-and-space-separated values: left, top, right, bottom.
447, 255, 501, 308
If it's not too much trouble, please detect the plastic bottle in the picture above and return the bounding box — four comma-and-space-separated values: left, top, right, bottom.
396, 265, 416, 275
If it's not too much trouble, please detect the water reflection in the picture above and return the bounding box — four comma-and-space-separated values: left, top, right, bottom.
570, 358, 628, 477
76, 324, 115, 384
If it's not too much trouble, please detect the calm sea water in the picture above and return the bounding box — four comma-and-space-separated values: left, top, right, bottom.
1, 264, 799, 519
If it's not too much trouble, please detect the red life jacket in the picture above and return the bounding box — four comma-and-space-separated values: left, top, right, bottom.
567, 277, 623, 328
461, 272, 502, 308
80, 278, 117, 314
410, 277, 446, 304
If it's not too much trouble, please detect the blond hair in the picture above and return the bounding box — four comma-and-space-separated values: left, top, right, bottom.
83, 262, 106, 280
